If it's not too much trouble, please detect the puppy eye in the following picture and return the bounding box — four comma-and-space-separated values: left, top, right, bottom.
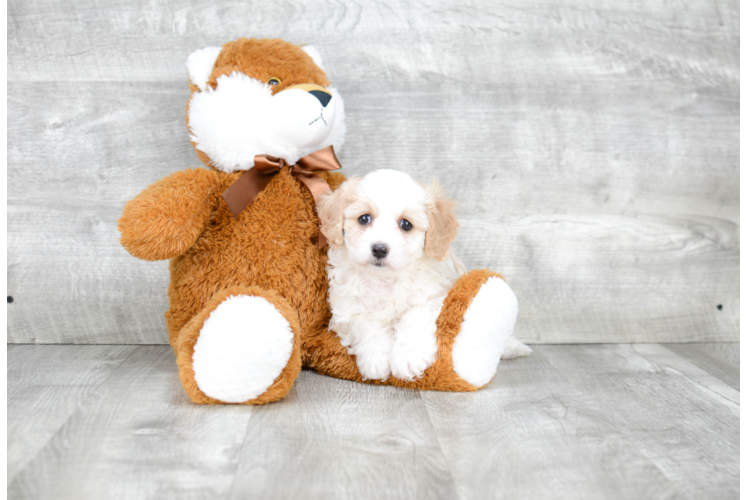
358, 214, 371, 226
400, 219, 413, 231
268, 77, 281, 86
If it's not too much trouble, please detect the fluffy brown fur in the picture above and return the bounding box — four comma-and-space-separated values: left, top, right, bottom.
119, 38, 507, 404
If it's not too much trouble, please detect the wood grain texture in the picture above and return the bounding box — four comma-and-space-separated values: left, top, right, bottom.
7, 83, 188, 344
7, 0, 738, 344
422, 344, 739, 499
8, 344, 739, 499
662, 342, 739, 390
230, 370, 458, 500
8, 346, 254, 500
8, 0, 739, 86
7, 345, 136, 482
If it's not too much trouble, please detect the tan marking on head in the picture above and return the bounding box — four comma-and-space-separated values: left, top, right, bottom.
318, 178, 362, 248
423, 179, 459, 261
400, 207, 429, 233
345, 197, 380, 221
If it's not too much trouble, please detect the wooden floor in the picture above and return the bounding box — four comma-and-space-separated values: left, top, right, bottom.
7, 343, 739, 499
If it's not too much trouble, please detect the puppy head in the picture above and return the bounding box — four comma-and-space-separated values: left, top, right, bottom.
318, 169, 459, 270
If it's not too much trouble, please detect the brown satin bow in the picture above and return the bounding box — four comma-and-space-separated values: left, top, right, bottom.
222, 145, 342, 248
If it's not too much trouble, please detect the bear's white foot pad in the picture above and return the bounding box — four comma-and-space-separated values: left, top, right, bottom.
192, 295, 294, 403
452, 277, 518, 387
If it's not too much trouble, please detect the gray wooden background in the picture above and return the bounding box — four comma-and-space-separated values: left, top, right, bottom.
7, 0, 739, 345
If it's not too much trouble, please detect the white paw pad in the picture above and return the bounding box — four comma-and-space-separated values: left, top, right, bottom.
452, 277, 518, 387
192, 295, 294, 403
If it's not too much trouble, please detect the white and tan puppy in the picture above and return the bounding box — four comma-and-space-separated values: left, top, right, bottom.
318, 169, 530, 382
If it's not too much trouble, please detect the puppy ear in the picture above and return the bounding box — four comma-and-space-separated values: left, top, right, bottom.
318, 178, 359, 248
424, 180, 459, 261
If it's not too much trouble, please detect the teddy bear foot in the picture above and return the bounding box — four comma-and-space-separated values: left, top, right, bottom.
451, 277, 519, 388
176, 287, 302, 404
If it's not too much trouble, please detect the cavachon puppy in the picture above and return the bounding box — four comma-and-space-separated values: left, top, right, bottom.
318, 169, 531, 382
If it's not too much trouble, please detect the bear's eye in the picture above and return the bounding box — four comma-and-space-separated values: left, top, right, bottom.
268, 77, 281, 86
358, 214, 371, 226
400, 219, 413, 231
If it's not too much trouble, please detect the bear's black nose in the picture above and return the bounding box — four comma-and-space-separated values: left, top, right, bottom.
371, 243, 389, 259
309, 90, 332, 107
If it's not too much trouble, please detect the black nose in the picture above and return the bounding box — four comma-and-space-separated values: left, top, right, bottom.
309, 90, 332, 107
371, 243, 389, 259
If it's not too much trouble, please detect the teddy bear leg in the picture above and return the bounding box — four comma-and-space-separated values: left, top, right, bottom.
384, 269, 527, 392
448, 271, 527, 388
174, 286, 302, 405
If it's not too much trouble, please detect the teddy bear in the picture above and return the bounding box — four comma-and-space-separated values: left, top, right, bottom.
118, 37, 523, 405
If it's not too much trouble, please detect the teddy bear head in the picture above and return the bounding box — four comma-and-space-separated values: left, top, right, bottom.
185, 38, 345, 173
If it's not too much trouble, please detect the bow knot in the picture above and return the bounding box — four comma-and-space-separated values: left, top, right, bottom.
222, 145, 342, 248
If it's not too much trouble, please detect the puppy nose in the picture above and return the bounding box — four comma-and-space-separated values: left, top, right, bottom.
371, 243, 389, 259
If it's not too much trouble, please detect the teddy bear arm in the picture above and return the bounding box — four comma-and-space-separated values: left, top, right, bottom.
118, 168, 219, 261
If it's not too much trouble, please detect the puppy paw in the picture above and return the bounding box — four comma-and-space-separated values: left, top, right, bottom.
356, 351, 392, 381
390, 342, 435, 381
390, 305, 440, 381
501, 336, 532, 360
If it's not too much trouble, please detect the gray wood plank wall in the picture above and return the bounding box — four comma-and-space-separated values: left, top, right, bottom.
7, 0, 739, 344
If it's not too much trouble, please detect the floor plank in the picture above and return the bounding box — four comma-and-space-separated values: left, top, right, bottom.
230, 369, 459, 500
422, 344, 739, 500
7, 344, 739, 499
8, 346, 253, 500
7, 345, 136, 482
422, 346, 679, 500
661, 342, 739, 390
620, 344, 740, 498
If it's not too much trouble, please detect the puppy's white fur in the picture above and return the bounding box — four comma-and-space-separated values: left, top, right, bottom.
319, 169, 530, 383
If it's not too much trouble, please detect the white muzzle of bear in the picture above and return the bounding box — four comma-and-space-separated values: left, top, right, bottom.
188, 72, 344, 173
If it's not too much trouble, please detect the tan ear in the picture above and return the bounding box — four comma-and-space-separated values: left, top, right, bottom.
424, 180, 459, 261
318, 178, 359, 248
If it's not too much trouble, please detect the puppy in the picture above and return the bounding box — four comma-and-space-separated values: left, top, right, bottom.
318, 169, 529, 382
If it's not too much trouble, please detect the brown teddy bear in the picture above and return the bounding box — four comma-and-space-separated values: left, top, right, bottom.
118, 37, 525, 405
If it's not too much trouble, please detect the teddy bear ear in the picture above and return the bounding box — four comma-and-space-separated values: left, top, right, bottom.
186, 46, 222, 91
301, 45, 325, 70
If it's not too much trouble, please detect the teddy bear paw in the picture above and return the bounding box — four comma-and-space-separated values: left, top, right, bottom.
191, 295, 295, 403
451, 277, 519, 388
